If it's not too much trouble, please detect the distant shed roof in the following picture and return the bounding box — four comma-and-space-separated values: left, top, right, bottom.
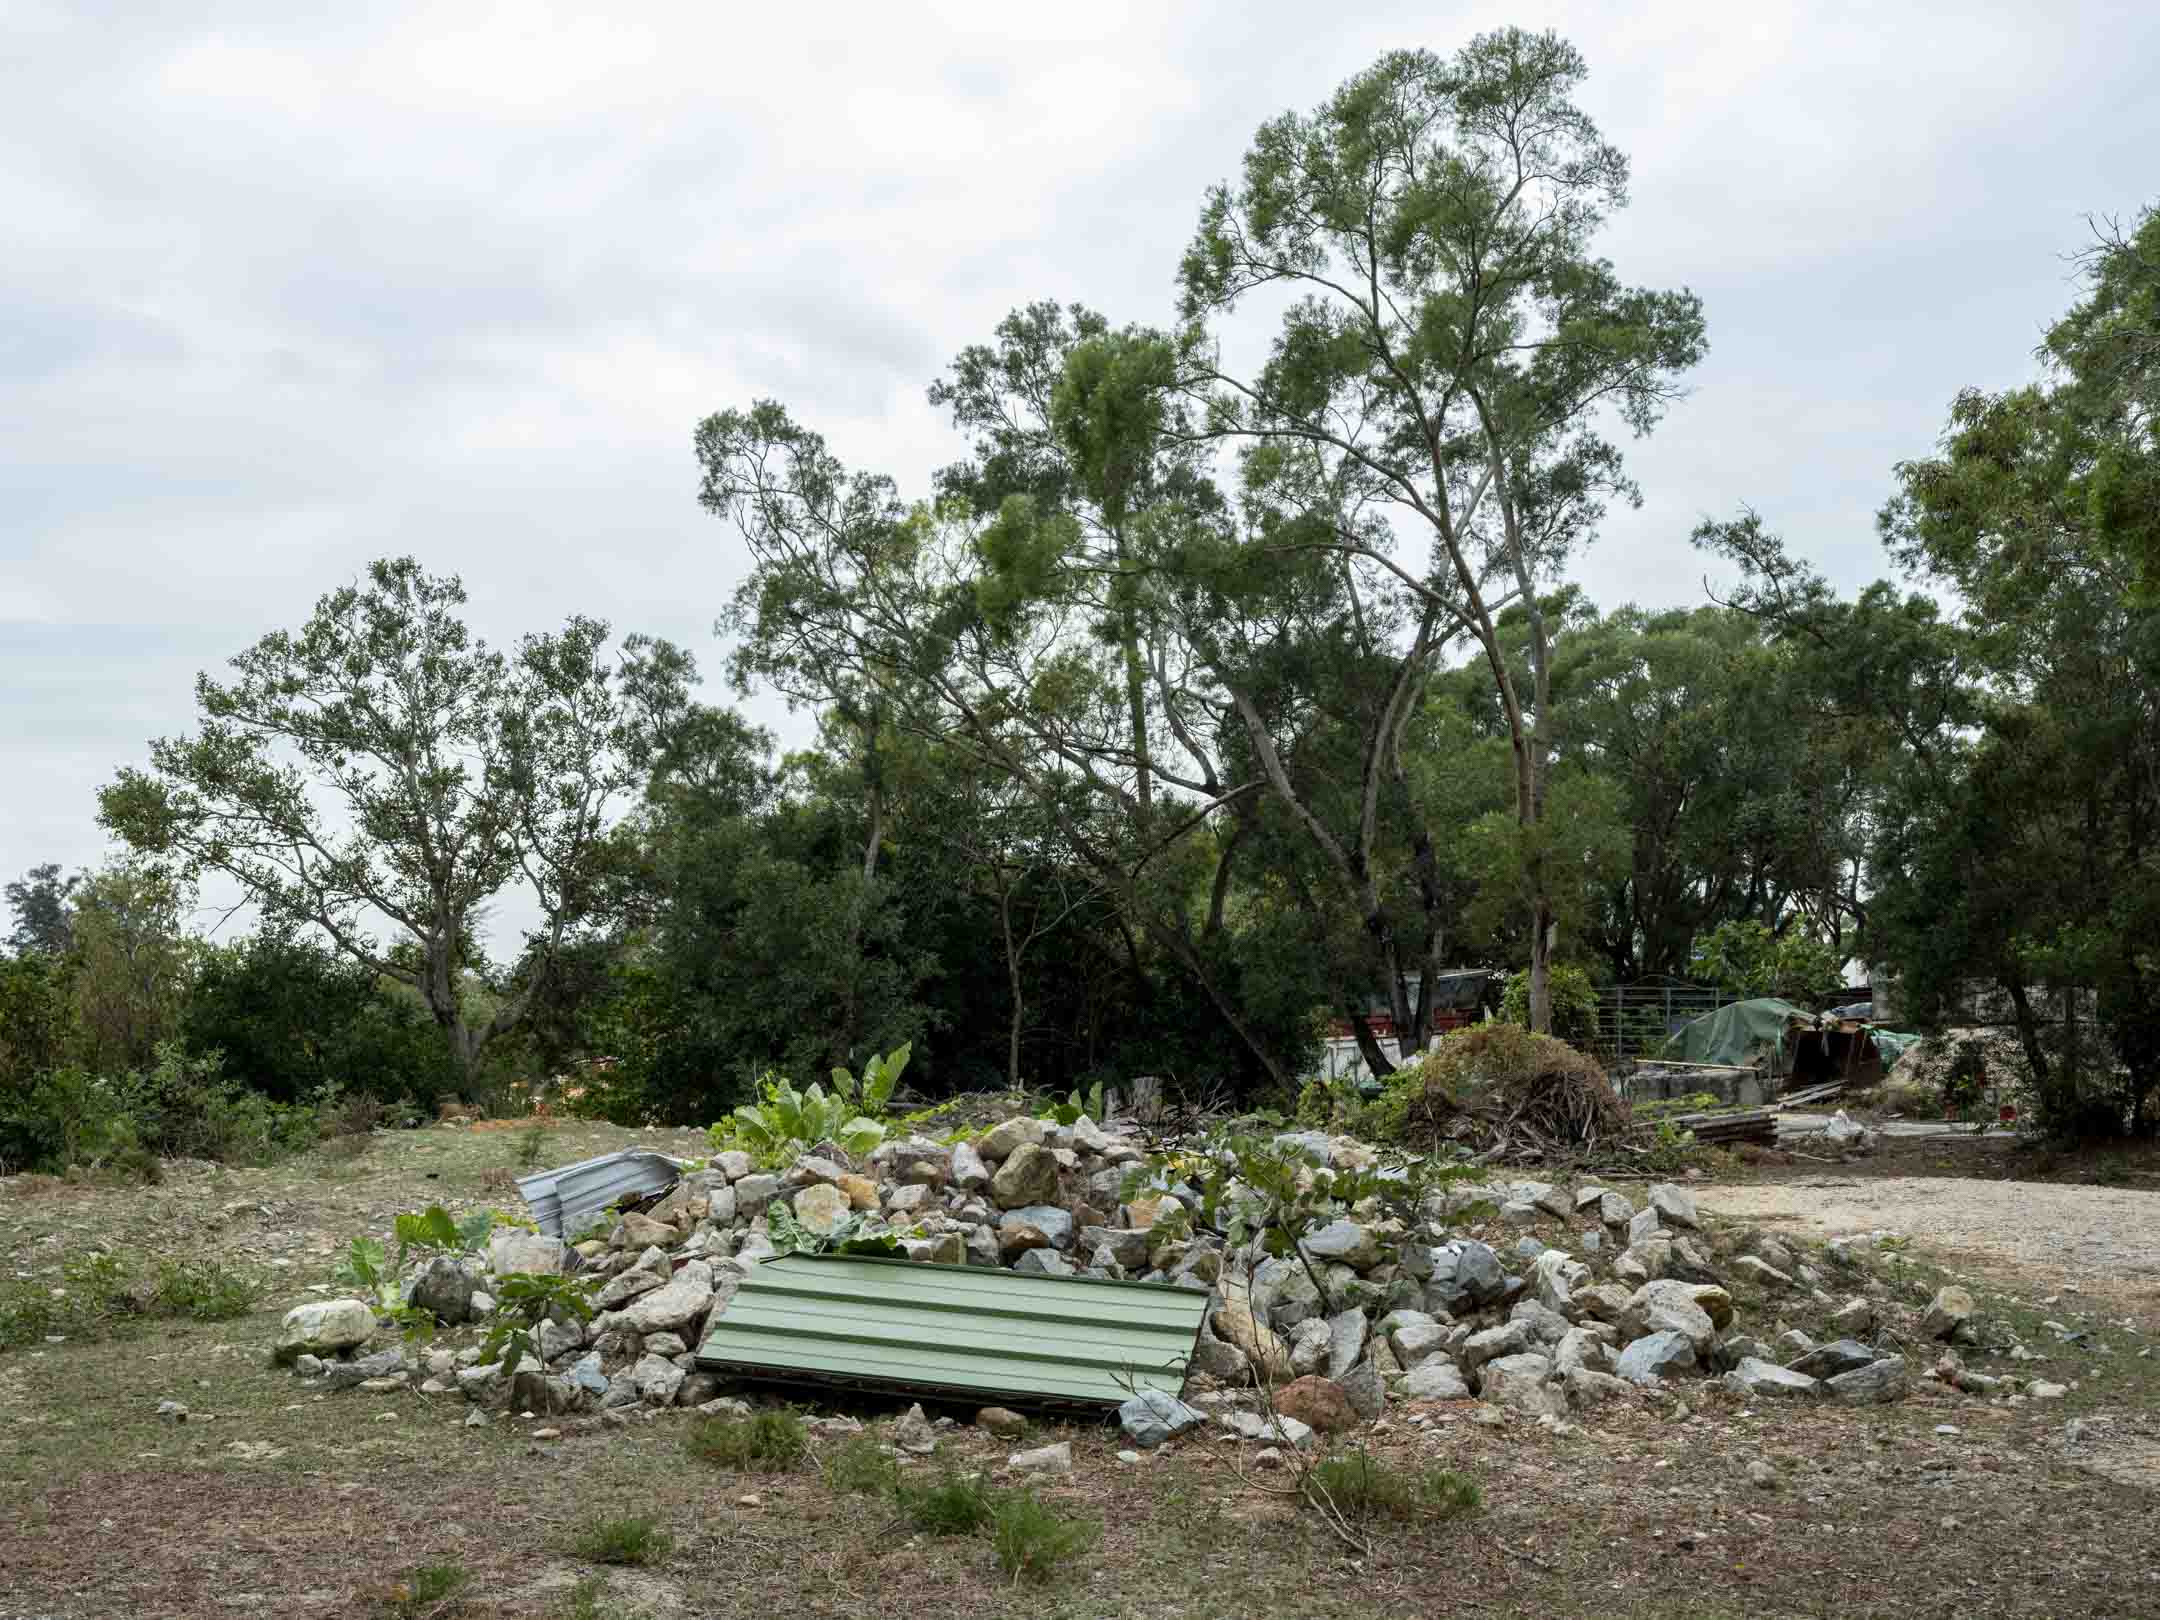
694, 1253, 1208, 1410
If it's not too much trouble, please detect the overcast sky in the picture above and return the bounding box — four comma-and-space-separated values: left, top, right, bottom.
5, 0, 2156, 949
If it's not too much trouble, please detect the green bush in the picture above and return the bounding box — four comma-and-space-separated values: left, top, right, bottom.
375, 1563, 472, 1619
149, 1257, 265, 1321
989, 1488, 1098, 1585
1499, 963, 1601, 1049
572, 1515, 673, 1567
1306, 1452, 1481, 1521
684, 1408, 808, 1471
895, 1471, 997, 1535
0, 1251, 263, 1353
821, 1433, 900, 1496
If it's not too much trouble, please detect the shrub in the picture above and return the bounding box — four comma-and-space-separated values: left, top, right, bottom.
989, 1488, 1098, 1585
149, 1257, 265, 1321
821, 1433, 900, 1496
1371, 1023, 1627, 1151
572, 1515, 673, 1567
684, 1408, 808, 1471
1305, 1452, 1481, 1522
1499, 963, 1602, 1049
375, 1562, 472, 1619
895, 1471, 997, 1535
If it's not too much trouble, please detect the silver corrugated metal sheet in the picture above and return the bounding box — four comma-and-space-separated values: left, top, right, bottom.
694, 1252, 1207, 1409
517, 1149, 683, 1238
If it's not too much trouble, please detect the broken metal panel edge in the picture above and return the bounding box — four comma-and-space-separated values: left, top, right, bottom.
516, 1148, 686, 1238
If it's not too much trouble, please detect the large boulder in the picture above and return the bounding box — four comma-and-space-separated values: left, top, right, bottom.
1922, 1286, 1975, 1340
1212, 1282, 1291, 1382
990, 1142, 1061, 1210
949, 1140, 992, 1191
275, 1299, 375, 1362
1624, 1281, 1722, 1355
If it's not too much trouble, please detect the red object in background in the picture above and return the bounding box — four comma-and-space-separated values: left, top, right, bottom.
2000, 1105, 2017, 1122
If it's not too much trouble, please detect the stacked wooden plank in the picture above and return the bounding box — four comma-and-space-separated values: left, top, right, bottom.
1666, 1107, 1779, 1147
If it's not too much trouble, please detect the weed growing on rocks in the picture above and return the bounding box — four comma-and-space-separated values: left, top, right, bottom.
684, 1407, 808, 1470
573, 1514, 673, 1567
990, 1488, 1099, 1585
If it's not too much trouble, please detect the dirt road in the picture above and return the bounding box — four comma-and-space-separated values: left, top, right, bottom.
1700, 1173, 2160, 1300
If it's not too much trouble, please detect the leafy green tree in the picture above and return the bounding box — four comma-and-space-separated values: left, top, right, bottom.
98, 558, 692, 1092
1173, 31, 1706, 1034
4, 863, 80, 958
1685, 919, 1843, 1002
67, 861, 197, 1075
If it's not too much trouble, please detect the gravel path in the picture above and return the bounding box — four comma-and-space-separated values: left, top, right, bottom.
1699, 1175, 2160, 1298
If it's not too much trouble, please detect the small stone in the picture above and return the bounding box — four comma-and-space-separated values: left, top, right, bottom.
1615, 1330, 1698, 1386
792, 1183, 852, 1236
1116, 1448, 1140, 1463
1119, 1389, 1207, 1448
892, 1402, 938, 1455
1337, 1357, 1386, 1420
1009, 1441, 1073, 1473
1748, 1458, 1777, 1490
1723, 1357, 1822, 1399
837, 1174, 880, 1210
975, 1406, 1027, 1437
1401, 1358, 1470, 1400
156, 1400, 188, 1423
2026, 1380, 2069, 1400
1303, 1220, 1384, 1271
1922, 1285, 1975, 1341
1728, 1255, 1793, 1290
978, 1116, 1047, 1162
1788, 1339, 1881, 1378
464, 1409, 489, 1428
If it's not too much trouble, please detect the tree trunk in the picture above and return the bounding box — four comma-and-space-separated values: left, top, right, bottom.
998, 877, 1024, 1091
1347, 1009, 1396, 1081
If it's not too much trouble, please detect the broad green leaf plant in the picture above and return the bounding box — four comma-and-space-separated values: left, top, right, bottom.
710, 1043, 908, 1165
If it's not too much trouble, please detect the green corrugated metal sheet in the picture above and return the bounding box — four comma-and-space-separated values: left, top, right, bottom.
693, 1253, 1207, 1409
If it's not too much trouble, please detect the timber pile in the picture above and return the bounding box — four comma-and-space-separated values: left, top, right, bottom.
1665, 1108, 1779, 1147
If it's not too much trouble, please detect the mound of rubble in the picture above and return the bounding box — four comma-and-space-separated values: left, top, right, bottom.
272, 1116, 2065, 1441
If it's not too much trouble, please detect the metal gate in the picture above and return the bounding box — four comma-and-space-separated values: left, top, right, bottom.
1594, 980, 1743, 1063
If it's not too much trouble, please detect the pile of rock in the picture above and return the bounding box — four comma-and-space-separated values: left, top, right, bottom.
271, 1118, 2026, 1437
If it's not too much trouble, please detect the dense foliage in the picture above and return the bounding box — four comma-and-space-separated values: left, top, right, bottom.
2, 39, 2151, 1151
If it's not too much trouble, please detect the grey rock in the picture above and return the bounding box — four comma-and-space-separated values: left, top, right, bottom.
324, 1348, 405, 1390
1923, 1286, 1975, 1340
1118, 1390, 1207, 1449
1723, 1357, 1822, 1399
595, 1267, 667, 1309
1009, 1440, 1074, 1473
1529, 1249, 1591, 1316
1830, 1297, 1877, 1335
1391, 1320, 1450, 1367
623, 1260, 716, 1334
1302, 1219, 1383, 1271
1013, 1248, 1075, 1278
1215, 1410, 1314, 1447
1826, 1355, 1910, 1404
1289, 1317, 1333, 1376
1462, 1320, 1533, 1374
893, 1402, 938, 1454
1082, 1225, 1149, 1270
275, 1299, 375, 1361
1189, 1330, 1250, 1383
1337, 1357, 1386, 1420
631, 1352, 685, 1405
1323, 1306, 1370, 1380
888, 1142, 952, 1187
407, 1254, 483, 1325
1615, 1238, 1671, 1285
1401, 1357, 1470, 1400
1614, 1330, 1698, 1386
885, 1183, 932, 1216
1510, 1298, 1572, 1346
1628, 1207, 1666, 1245
1667, 1237, 1724, 1286
792, 1182, 852, 1236
712, 1150, 754, 1181
1423, 1239, 1506, 1314
1481, 1352, 1565, 1417
1564, 1367, 1636, 1409
1499, 1200, 1541, 1226
1788, 1338, 1881, 1378
1002, 1205, 1075, 1250
1513, 1236, 1548, 1263
1597, 1190, 1635, 1227
566, 1352, 609, 1396
789, 1155, 847, 1188
1624, 1281, 1719, 1355
1553, 1326, 1609, 1377
733, 1173, 782, 1209
1729, 1255, 1793, 1291
1069, 1115, 1114, 1156
1646, 1182, 1701, 1231
486, 1230, 566, 1277
950, 1140, 991, 1191
1527, 1182, 1575, 1220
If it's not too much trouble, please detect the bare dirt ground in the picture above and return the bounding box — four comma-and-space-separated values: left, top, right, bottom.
3, 1121, 2157, 1620
1700, 1174, 2160, 1302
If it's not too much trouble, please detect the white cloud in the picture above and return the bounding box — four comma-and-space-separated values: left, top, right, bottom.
4, 0, 2157, 946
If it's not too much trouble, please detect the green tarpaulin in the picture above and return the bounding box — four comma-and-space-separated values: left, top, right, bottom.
1666, 998, 1814, 1068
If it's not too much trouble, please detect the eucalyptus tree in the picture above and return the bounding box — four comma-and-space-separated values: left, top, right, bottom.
1172, 30, 1706, 1031
695, 402, 1295, 1088
98, 558, 689, 1089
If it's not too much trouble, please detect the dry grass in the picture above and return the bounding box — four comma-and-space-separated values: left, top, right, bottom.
2, 1121, 2157, 1618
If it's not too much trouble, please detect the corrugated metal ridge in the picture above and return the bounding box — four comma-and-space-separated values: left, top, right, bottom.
517, 1149, 683, 1237
694, 1253, 1208, 1409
